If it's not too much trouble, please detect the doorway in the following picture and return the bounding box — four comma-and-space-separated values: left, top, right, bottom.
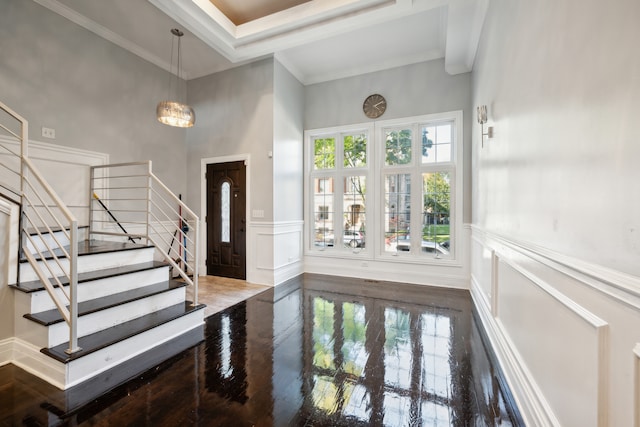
206, 161, 246, 279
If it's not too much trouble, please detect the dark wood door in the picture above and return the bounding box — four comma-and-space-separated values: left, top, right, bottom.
206, 161, 246, 279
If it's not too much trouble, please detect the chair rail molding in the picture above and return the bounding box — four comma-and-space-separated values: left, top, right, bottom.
471, 225, 640, 427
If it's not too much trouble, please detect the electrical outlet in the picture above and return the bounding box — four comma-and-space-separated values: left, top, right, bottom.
42, 127, 56, 139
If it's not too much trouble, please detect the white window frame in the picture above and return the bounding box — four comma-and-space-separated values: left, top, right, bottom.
304, 111, 463, 265
375, 111, 462, 264
305, 123, 374, 256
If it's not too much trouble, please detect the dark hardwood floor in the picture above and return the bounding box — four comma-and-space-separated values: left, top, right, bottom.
0, 274, 522, 426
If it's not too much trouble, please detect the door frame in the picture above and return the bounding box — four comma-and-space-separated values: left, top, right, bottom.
200, 154, 251, 278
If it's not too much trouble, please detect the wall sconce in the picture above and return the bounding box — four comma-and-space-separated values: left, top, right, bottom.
476, 105, 493, 147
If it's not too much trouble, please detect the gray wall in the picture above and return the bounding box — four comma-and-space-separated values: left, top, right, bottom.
273, 61, 304, 222
472, 0, 640, 277
186, 58, 275, 220
304, 59, 473, 222
0, 0, 187, 194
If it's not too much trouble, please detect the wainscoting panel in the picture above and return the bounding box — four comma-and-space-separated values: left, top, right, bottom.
471, 235, 493, 309
0, 137, 109, 226
497, 259, 607, 427
471, 225, 640, 427
248, 221, 303, 286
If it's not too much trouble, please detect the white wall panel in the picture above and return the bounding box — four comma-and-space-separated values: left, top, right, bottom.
247, 221, 303, 286
0, 136, 108, 226
0, 198, 19, 340
497, 259, 607, 427
471, 226, 640, 426
470, 233, 492, 307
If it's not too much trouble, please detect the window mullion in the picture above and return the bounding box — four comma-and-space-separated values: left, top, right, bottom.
334, 135, 344, 251
411, 124, 422, 255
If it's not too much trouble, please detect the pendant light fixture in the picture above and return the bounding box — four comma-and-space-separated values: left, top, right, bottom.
157, 28, 195, 128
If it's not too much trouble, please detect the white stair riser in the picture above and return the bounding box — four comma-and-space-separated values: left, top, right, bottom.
25, 228, 88, 255
26, 231, 69, 255
17, 267, 170, 313
65, 310, 204, 387
15, 315, 50, 349
20, 247, 156, 281
13, 288, 187, 350
45, 287, 187, 348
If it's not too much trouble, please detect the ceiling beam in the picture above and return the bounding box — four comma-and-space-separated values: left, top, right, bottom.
444, 0, 489, 75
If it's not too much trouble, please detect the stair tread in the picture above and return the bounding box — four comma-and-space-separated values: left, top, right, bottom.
42, 301, 205, 363
12, 261, 169, 293
24, 279, 187, 326
20, 239, 153, 263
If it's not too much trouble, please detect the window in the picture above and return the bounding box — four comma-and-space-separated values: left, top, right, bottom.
382, 119, 455, 259
306, 111, 462, 262
309, 128, 370, 251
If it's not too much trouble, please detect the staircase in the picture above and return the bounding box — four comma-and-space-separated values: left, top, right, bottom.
0, 100, 205, 395
12, 230, 204, 389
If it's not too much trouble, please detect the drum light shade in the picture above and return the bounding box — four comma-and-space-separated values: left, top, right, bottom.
157, 100, 195, 128
157, 29, 195, 128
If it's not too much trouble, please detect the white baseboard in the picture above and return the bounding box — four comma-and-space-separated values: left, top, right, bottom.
10, 337, 66, 389
470, 278, 560, 427
471, 225, 637, 426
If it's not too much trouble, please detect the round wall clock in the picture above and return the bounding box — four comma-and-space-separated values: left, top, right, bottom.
363, 94, 387, 119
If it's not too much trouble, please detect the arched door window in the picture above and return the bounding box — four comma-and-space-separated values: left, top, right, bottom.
221, 181, 231, 243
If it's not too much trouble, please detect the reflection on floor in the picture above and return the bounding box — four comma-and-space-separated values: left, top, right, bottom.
0, 274, 523, 426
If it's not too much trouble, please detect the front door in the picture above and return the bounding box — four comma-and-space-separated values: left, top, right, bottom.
206, 161, 246, 279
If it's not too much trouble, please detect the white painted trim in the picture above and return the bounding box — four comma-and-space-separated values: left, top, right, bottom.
2, 200, 20, 285
635, 344, 640, 427
472, 227, 618, 426
497, 253, 610, 426
471, 225, 640, 311
0, 338, 13, 367
8, 315, 204, 390
304, 111, 466, 274
444, 0, 489, 74
0, 197, 14, 215
490, 249, 498, 316
248, 220, 304, 286
200, 154, 251, 277
151, 0, 447, 63
498, 255, 608, 329
11, 337, 66, 389
470, 282, 560, 427
0, 136, 109, 166
65, 314, 203, 388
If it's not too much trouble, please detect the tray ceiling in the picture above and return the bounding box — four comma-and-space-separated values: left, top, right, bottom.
34, 0, 488, 84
